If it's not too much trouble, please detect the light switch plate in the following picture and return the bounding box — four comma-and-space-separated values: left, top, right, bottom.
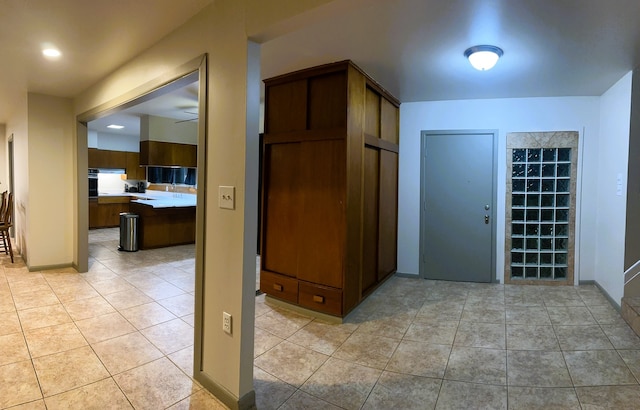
219, 186, 235, 209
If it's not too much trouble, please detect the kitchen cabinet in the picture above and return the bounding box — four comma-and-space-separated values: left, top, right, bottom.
129, 202, 196, 249
126, 152, 146, 180
260, 60, 400, 317
88, 148, 127, 169
139, 140, 197, 167
89, 196, 130, 228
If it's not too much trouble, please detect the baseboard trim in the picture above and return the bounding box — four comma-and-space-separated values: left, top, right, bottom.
27, 262, 74, 272
580, 280, 621, 311
194, 372, 255, 410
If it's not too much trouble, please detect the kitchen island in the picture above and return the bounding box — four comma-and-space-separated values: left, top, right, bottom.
128, 192, 196, 249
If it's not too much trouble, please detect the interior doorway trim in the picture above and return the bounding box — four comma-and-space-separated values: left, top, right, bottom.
419, 129, 498, 282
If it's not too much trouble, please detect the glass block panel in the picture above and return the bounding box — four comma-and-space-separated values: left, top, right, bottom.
512, 238, 524, 250
542, 164, 555, 177
543, 149, 556, 162
542, 180, 555, 192
526, 251, 538, 262
556, 209, 568, 222
555, 224, 568, 236
540, 224, 553, 236
555, 238, 568, 250
513, 149, 526, 163
527, 164, 541, 177
556, 194, 569, 208
512, 252, 524, 264
556, 163, 570, 177
512, 194, 525, 207
512, 223, 525, 236
508, 141, 574, 283
541, 194, 554, 207
513, 164, 526, 177
511, 266, 524, 278
540, 267, 553, 278
557, 148, 571, 162
554, 267, 567, 279
556, 179, 570, 192
513, 179, 525, 192
541, 210, 554, 221
526, 194, 540, 207
527, 149, 541, 162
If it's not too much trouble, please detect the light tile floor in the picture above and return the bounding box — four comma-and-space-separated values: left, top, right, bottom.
1, 229, 640, 409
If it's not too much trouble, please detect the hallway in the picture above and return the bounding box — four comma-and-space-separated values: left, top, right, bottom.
0, 229, 639, 408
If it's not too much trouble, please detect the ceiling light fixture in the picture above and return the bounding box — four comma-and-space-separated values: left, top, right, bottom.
42, 48, 61, 58
107, 124, 124, 129
464, 45, 503, 71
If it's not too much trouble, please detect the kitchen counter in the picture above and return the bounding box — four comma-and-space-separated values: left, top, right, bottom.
98, 191, 197, 208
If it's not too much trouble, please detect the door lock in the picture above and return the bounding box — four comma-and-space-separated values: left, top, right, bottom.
484, 215, 490, 224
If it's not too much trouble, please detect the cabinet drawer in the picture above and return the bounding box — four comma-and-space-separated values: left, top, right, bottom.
299, 282, 342, 316
261, 271, 298, 303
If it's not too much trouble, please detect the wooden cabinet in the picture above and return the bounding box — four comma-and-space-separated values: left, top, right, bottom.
126, 152, 146, 180
260, 61, 400, 317
88, 148, 127, 169
89, 196, 130, 228
139, 140, 197, 167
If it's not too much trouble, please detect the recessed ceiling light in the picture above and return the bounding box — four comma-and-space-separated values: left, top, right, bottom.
42, 48, 62, 58
464, 45, 503, 71
107, 124, 125, 129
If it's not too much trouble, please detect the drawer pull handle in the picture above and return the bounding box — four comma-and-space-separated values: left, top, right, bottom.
313, 295, 325, 304
273, 283, 283, 292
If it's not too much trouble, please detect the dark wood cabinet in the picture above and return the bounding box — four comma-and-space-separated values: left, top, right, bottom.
89, 196, 130, 229
88, 148, 127, 169
126, 152, 146, 180
260, 61, 400, 317
139, 140, 197, 167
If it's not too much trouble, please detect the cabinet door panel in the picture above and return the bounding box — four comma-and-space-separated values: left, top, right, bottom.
262, 143, 301, 277
378, 150, 398, 280
297, 140, 346, 288
380, 98, 399, 144
362, 146, 379, 292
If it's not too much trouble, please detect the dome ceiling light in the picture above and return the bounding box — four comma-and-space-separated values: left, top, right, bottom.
464, 45, 503, 71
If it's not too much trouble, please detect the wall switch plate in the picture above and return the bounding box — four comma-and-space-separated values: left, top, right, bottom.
223, 312, 232, 334
219, 186, 235, 210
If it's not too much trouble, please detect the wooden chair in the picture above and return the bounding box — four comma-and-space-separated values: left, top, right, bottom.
0, 192, 14, 263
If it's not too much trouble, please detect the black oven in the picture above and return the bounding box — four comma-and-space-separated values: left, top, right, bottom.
89, 169, 98, 198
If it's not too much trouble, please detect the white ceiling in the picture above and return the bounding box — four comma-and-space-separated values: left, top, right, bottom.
3, 0, 640, 129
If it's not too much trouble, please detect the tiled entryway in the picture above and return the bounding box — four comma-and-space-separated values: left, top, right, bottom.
1, 229, 640, 409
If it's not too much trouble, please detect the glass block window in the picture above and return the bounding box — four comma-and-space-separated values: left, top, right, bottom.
506, 133, 578, 284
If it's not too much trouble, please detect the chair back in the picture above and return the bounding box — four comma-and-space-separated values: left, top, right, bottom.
4, 193, 13, 227
0, 191, 6, 223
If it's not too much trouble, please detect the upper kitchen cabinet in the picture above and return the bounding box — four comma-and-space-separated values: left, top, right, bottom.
139, 115, 197, 167
260, 60, 400, 318
88, 148, 127, 169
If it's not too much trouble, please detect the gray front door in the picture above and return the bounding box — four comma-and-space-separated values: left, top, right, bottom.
420, 130, 497, 282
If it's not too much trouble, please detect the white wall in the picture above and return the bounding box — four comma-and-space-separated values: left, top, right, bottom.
27, 93, 74, 268
140, 115, 197, 144
595, 71, 633, 304
95, 132, 139, 152
399, 97, 601, 284
0, 125, 7, 189
6, 92, 28, 258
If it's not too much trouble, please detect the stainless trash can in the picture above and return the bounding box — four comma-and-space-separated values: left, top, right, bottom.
118, 213, 139, 252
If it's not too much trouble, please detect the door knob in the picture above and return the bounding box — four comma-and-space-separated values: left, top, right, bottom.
484, 215, 490, 224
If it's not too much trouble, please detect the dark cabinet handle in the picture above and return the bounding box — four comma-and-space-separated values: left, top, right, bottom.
273, 284, 283, 292
313, 295, 325, 303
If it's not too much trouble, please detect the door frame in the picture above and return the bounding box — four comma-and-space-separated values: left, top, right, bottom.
419, 129, 498, 282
